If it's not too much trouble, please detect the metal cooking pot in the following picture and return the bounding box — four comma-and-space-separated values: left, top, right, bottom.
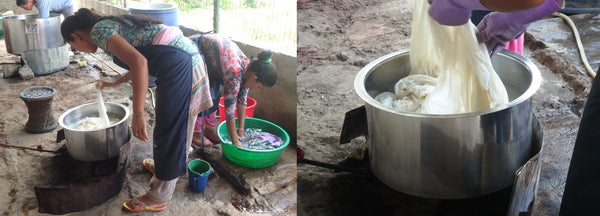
1, 14, 64, 54
58, 102, 131, 162
354, 50, 541, 199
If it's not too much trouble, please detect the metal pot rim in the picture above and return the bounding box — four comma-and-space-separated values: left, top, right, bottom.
58, 102, 130, 132
354, 49, 542, 118
1, 13, 61, 20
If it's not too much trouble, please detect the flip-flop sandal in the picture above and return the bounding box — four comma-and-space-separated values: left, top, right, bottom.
122, 196, 167, 213
143, 158, 155, 175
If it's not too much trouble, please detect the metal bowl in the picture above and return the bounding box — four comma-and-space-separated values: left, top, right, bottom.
58, 102, 131, 161
1, 14, 64, 54
354, 50, 541, 199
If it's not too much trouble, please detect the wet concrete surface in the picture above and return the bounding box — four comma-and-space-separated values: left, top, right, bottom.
525, 13, 600, 216
297, 1, 600, 215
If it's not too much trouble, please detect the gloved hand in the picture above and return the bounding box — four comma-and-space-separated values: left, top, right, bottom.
428, 0, 488, 26
477, 0, 563, 56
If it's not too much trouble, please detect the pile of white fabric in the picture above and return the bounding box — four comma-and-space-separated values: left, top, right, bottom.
374, 0, 508, 114
75, 117, 117, 130
75, 117, 106, 130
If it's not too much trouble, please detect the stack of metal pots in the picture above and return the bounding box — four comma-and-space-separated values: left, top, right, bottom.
1, 14, 69, 75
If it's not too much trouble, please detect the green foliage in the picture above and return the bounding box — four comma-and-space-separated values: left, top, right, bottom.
245, 0, 257, 8
101, 0, 268, 11
170, 0, 267, 11
219, 0, 260, 10
104, 0, 295, 55
172, 0, 211, 12
102, 0, 125, 8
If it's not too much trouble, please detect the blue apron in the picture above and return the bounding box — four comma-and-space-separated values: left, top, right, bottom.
114, 45, 193, 180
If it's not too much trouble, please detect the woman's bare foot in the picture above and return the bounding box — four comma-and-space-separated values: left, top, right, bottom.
192, 132, 213, 146
204, 126, 221, 143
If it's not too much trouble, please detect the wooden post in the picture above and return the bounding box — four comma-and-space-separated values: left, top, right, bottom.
214, 0, 220, 33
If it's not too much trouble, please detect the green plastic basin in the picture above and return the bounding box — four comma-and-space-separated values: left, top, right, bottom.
217, 117, 290, 168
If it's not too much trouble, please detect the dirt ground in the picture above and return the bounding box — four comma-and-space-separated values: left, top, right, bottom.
298, 0, 598, 215
0, 40, 296, 215
2, 0, 599, 215
297, 0, 412, 162
297, 0, 418, 214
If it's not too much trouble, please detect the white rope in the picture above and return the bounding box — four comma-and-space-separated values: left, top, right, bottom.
551, 12, 596, 78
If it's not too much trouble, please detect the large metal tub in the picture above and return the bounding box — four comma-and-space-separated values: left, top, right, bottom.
58, 102, 131, 161
1, 14, 64, 54
354, 50, 541, 199
21, 43, 69, 75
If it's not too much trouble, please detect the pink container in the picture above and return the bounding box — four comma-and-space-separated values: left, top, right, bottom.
218, 97, 256, 123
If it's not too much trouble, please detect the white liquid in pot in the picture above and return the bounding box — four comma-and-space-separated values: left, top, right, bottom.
75, 117, 118, 130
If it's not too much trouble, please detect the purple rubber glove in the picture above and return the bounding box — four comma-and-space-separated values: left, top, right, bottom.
428, 0, 488, 26
477, 0, 563, 56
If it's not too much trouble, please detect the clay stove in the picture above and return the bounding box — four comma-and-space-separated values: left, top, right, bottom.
33, 139, 131, 214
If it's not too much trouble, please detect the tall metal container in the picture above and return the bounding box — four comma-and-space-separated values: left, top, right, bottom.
1, 14, 64, 54
354, 50, 542, 199
21, 43, 69, 75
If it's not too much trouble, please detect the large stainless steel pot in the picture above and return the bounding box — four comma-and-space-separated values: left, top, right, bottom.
1, 14, 64, 54
354, 50, 541, 199
21, 43, 69, 75
58, 102, 131, 162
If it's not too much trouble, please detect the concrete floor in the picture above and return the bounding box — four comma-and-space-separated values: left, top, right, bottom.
525, 12, 600, 215
297, 3, 600, 215
1, 3, 599, 216
0, 43, 297, 215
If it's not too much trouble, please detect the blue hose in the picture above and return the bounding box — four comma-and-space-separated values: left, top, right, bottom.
561, 0, 600, 14
560, 7, 600, 15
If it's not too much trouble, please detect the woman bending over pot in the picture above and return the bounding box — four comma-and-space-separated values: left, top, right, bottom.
61, 8, 212, 212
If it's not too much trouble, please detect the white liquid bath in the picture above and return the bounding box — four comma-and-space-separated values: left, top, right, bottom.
75, 117, 118, 130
